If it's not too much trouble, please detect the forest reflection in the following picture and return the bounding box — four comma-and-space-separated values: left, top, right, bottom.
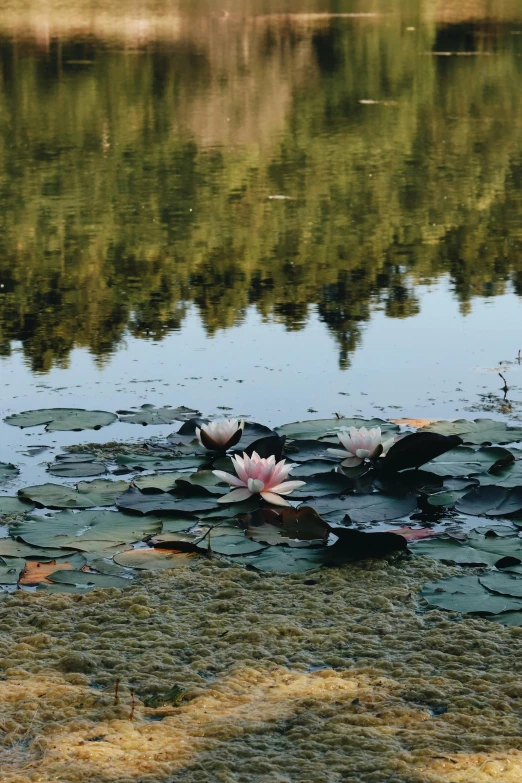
1, 3, 522, 372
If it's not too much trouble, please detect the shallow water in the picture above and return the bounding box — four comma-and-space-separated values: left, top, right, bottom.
1, 0, 522, 430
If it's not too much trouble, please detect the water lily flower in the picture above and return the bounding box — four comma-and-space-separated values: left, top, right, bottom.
196, 418, 244, 451
213, 451, 305, 506
327, 426, 394, 467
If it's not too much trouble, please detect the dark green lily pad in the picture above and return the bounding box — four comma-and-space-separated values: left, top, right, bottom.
245, 507, 329, 547
48, 569, 132, 588
423, 446, 514, 478
421, 575, 522, 615
473, 455, 522, 488
134, 471, 225, 494
84, 556, 136, 577
377, 433, 462, 474
420, 419, 522, 446
311, 493, 417, 525
0, 497, 36, 516
117, 454, 208, 472
283, 440, 344, 463
113, 548, 198, 570
290, 472, 353, 499
48, 454, 107, 478
0, 539, 69, 558
117, 405, 200, 425
4, 408, 117, 431
455, 486, 522, 517
0, 463, 19, 485
199, 534, 266, 556
11, 510, 162, 552
292, 460, 345, 478
465, 527, 522, 558
480, 572, 522, 599
116, 486, 218, 515
411, 537, 500, 565
0, 563, 23, 584
237, 547, 324, 573
275, 418, 398, 441
18, 479, 129, 509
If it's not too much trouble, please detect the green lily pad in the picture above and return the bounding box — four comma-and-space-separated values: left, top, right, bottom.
4, 408, 117, 431
427, 489, 473, 507
421, 575, 522, 615
275, 418, 398, 441
411, 537, 500, 565
83, 556, 136, 577
420, 419, 522, 446
289, 472, 353, 499
0, 563, 23, 584
18, 479, 129, 509
312, 493, 417, 525
117, 454, 208, 472
473, 454, 522, 488
0, 539, 70, 558
423, 446, 514, 477
455, 486, 522, 517
237, 547, 324, 573
11, 510, 162, 552
198, 533, 266, 555
245, 507, 329, 547
465, 527, 522, 558
48, 569, 132, 588
292, 460, 345, 478
283, 440, 345, 463
480, 572, 522, 599
117, 405, 200, 425
116, 486, 218, 515
0, 463, 19, 485
113, 548, 198, 570
0, 497, 36, 516
48, 454, 107, 478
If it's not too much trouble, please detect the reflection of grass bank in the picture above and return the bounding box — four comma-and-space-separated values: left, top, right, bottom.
2, 557, 522, 782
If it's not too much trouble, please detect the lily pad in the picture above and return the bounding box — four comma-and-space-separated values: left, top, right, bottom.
199, 534, 267, 556
473, 456, 522, 488
0, 539, 69, 558
0, 463, 19, 485
117, 454, 208, 472
311, 493, 417, 525
113, 548, 198, 570
421, 575, 522, 615
117, 405, 200, 425
245, 507, 329, 547
0, 497, 36, 516
116, 486, 218, 515
455, 486, 522, 517
11, 510, 162, 552
48, 454, 106, 478
18, 479, 129, 509
48, 569, 131, 588
292, 460, 344, 478
4, 408, 117, 431
420, 419, 522, 446
377, 433, 463, 474
283, 440, 344, 463
423, 446, 514, 478
290, 472, 354, 499
480, 572, 522, 599
237, 547, 324, 573
411, 537, 500, 565
0, 563, 23, 584
134, 471, 225, 494
275, 418, 398, 441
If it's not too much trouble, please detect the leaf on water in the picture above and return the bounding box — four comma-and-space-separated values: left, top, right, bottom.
423, 446, 514, 478
289, 472, 354, 499
312, 493, 417, 525
48, 453, 107, 478
410, 537, 500, 565
236, 547, 325, 573
47, 569, 132, 588
117, 454, 208, 471
0, 463, 19, 486
18, 479, 129, 509
4, 408, 117, 431
377, 433, 463, 474
0, 497, 35, 515
455, 486, 522, 517
116, 486, 218, 515
113, 548, 198, 570
421, 575, 522, 615
18, 559, 75, 585
245, 507, 329, 548
117, 405, 200, 425
275, 417, 398, 441
11, 510, 162, 553
323, 528, 407, 563
283, 439, 341, 463
420, 418, 522, 446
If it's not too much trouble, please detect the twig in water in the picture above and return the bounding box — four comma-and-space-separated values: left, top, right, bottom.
129, 688, 135, 721
518, 349, 521, 364
499, 372, 509, 397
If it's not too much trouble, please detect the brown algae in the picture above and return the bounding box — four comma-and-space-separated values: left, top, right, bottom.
1, 558, 522, 782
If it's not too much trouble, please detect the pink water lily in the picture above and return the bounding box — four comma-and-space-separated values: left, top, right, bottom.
213, 451, 305, 507
196, 418, 244, 451
327, 426, 394, 467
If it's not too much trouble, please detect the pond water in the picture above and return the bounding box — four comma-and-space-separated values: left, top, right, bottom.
1, 0, 522, 447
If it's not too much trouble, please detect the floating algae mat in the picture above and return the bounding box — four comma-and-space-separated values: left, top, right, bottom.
2, 409, 522, 622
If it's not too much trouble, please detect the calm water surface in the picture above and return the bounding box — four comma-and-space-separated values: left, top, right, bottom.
1, 0, 522, 451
